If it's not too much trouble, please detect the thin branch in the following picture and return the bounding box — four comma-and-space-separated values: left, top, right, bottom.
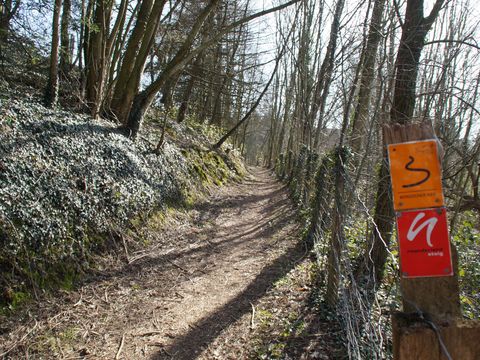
424, 39, 480, 51
115, 333, 126, 360
392, 0, 404, 29
212, 43, 286, 149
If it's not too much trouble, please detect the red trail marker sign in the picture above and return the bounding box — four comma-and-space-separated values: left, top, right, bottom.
396, 207, 453, 278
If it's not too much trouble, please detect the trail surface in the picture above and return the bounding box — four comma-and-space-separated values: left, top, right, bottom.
1, 167, 308, 359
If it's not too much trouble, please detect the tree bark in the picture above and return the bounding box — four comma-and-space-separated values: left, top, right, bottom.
176, 53, 204, 123
59, 0, 71, 79
124, 0, 221, 139
85, 0, 113, 115
108, 0, 166, 122
43, 0, 62, 108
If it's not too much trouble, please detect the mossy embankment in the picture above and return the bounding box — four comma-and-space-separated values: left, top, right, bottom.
0, 95, 245, 311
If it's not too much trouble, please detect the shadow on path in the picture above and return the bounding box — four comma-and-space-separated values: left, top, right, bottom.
152, 239, 308, 359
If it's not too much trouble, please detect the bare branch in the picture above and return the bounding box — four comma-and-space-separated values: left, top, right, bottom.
424, 0, 448, 26
392, 0, 404, 29
424, 39, 480, 51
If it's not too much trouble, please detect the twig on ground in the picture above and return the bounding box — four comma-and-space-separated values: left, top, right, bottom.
194, 266, 208, 275
115, 333, 126, 360
73, 291, 83, 307
128, 254, 149, 264
250, 302, 256, 330
129, 247, 173, 265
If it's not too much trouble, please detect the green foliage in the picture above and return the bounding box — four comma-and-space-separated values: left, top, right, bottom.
182, 147, 233, 187
253, 308, 302, 360
452, 211, 480, 319
0, 290, 30, 314
344, 218, 368, 259
182, 111, 224, 143
33, 326, 79, 354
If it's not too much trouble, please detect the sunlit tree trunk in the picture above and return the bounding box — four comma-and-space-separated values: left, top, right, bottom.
85, 0, 112, 115
124, 0, 222, 138
43, 0, 62, 108
108, 0, 166, 122
59, 0, 71, 79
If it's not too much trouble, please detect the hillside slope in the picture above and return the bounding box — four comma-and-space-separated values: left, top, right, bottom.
0, 94, 244, 307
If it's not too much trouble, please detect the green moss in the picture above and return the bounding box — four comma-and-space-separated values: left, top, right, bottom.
33, 326, 79, 354
182, 147, 236, 188
10, 291, 30, 309
257, 309, 274, 327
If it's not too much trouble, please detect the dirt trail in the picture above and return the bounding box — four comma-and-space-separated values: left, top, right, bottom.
1, 167, 308, 359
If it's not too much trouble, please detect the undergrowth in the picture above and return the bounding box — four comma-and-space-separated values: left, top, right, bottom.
0, 96, 245, 313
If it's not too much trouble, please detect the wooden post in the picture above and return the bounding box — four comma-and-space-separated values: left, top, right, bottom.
383, 122, 480, 359
392, 317, 480, 360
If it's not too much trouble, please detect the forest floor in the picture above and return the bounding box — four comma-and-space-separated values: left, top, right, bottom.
0, 167, 341, 359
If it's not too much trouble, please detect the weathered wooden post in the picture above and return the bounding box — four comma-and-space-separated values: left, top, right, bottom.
384, 122, 480, 360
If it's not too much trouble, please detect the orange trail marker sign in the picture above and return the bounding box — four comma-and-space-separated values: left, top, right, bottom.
396, 207, 453, 278
388, 140, 444, 211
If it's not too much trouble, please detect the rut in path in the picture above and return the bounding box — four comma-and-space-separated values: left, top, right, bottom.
0, 167, 307, 359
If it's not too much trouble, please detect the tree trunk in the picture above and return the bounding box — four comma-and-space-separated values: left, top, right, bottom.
177, 57, 203, 123
108, 0, 166, 122
85, 0, 113, 115
349, 0, 387, 154
43, 0, 62, 108
59, 0, 71, 79
214, 55, 280, 149
79, 0, 93, 96
124, 0, 221, 139
326, 148, 347, 307
123, 0, 300, 139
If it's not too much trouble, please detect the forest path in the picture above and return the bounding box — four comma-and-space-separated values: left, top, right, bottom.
1, 167, 308, 359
